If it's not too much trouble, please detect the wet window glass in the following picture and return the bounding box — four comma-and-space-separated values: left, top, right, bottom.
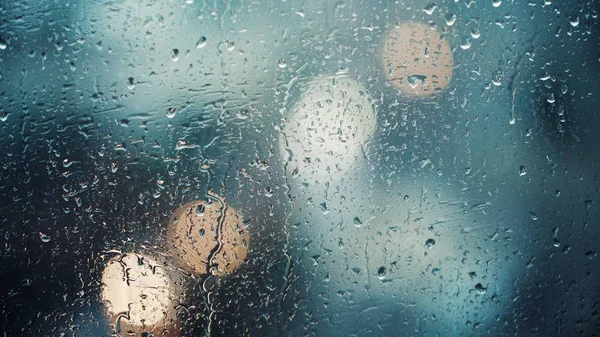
1, 1, 599, 336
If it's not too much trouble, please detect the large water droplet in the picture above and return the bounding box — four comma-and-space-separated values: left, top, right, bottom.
519, 165, 527, 176
196, 36, 207, 48
196, 204, 205, 216
570, 16, 579, 27
474, 283, 487, 295
166, 107, 177, 118
445, 13, 457, 26
423, 3, 437, 15
39, 232, 51, 243
460, 37, 472, 50
278, 58, 287, 69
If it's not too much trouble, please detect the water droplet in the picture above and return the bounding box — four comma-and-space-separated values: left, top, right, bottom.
408, 75, 427, 88
460, 37, 471, 50
530, 212, 538, 221
196, 204, 205, 216
166, 107, 177, 118
423, 3, 437, 15
0, 111, 8, 122
424, 238, 436, 249
474, 283, 487, 295
585, 250, 597, 260
171, 48, 179, 62
278, 58, 287, 69
445, 13, 457, 26
570, 16, 579, 27
39, 232, 51, 243
127, 77, 135, 90
470, 28, 481, 39
320, 202, 329, 215
353, 217, 362, 227
0, 38, 7, 50
519, 165, 527, 176
377, 266, 387, 280
264, 187, 273, 197
196, 36, 207, 48
492, 0, 502, 8
113, 143, 126, 151
226, 40, 235, 52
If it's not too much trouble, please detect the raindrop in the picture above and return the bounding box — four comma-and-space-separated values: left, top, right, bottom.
196, 204, 205, 216
353, 217, 362, 227
0, 38, 6, 50
519, 165, 527, 176
226, 40, 235, 52
264, 187, 273, 197
39, 232, 51, 243
127, 77, 135, 90
278, 58, 287, 69
171, 48, 179, 61
570, 16, 579, 27
167, 107, 177, 118
408, 75, 427, 88
492, 0, 502, 8
0, 111, 8, 122
196, 36, 207, 48
460, 37, 471, 50
377, 266, 387, 280
474, 283, 487, 295
423, 3, 437, 15
424, 238, 436, 249
445, 13, 457, 26
320, 203, 329, 215
585, 251, 597, 260
113, 144, 126, 151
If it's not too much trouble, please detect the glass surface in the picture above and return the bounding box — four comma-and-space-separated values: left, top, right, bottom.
1, 1, 599, 336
